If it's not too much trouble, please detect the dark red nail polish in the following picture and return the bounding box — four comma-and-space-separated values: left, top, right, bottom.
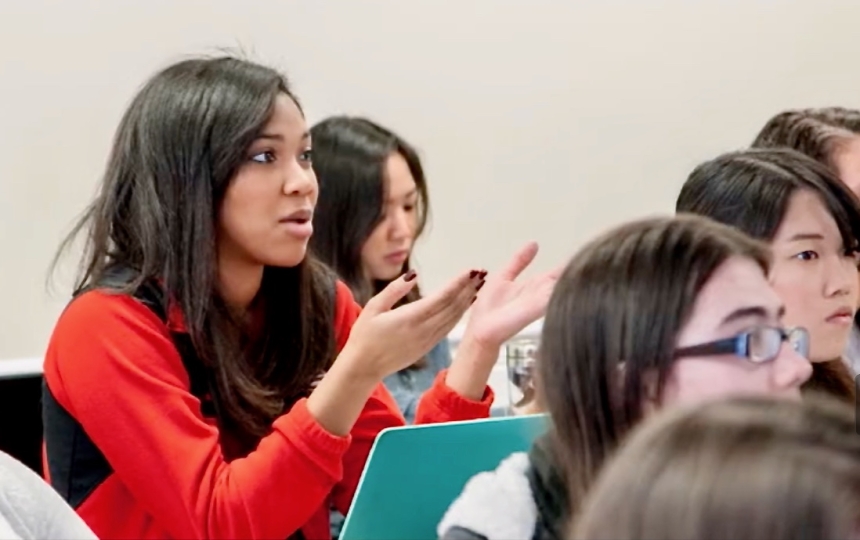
476, 280, 486, 291
469, 270, 479, 278
404, 270, 417, 282
470, 296, 477, 305
479, 270, 488, 279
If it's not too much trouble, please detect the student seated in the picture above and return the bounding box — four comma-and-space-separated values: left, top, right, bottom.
677, 147, 860, 397
0, 450, 95, 539
310, 116, 446, 423
571, 395, 860, 540
752, 111, 860, 372
438, 214, 812, 540
309, 117, 559, 423
308, 116, 559, 537
41, 56, 557, 540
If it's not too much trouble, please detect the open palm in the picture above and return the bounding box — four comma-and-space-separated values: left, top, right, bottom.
463, 242, 561, 348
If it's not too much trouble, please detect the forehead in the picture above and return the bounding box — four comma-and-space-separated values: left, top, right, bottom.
384, 152, 417, 198
261, 93, 306, 136
772, 190, 842, 242
679, 256, 779, 339
836, 135, 860, 165
833, 136, 860, 197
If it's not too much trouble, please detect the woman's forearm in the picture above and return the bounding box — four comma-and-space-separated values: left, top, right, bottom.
444, 336, 500, 401
306, 347, 380, 437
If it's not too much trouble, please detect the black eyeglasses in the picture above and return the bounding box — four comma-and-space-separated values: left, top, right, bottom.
673, 326, 809, 364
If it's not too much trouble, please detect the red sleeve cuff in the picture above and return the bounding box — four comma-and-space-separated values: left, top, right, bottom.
273, 398, 352, 481
414, 369, 494, 424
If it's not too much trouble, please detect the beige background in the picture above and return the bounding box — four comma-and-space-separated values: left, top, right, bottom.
2, 0, 860, 360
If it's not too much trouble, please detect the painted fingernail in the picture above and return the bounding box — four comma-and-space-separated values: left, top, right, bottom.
404, 270, 417, 282
469, 270, 480, 278
476, 280, 486, 291
470, 296, 477, 305
479, 270, 488, 279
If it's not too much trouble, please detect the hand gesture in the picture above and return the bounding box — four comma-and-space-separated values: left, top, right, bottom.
464, 242, 560, 349
341, 268, 485, 381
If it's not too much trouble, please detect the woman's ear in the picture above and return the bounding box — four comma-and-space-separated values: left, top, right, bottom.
642, 367, 671, 417
617, 361, 661, 414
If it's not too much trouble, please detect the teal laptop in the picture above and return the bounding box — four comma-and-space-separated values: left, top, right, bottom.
339, 414, 548, 540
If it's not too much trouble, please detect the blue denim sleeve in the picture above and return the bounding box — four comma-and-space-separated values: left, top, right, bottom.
383, 338, 452, 424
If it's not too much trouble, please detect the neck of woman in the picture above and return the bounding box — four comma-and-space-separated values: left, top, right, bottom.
217, 253, 265, 312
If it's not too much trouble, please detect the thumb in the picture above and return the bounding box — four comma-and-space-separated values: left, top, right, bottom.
363, 269, 418, 315
500, 241, 539, 281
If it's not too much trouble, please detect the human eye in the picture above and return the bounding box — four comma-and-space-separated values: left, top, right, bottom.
299, 149, 313, 163
404, 195, 419, 212
747, 326, 782, 363
249, 150, 276, 164
793, 250, 819, 261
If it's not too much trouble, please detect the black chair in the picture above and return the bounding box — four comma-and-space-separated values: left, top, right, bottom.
0, 372, 44, 475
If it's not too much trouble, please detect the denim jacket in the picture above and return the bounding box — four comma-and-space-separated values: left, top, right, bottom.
382, 339, 452, 424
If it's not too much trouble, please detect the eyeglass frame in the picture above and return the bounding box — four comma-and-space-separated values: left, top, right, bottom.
673, 325, 810, 364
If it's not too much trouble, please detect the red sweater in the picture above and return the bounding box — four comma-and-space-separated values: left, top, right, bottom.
42, 281, 493, 539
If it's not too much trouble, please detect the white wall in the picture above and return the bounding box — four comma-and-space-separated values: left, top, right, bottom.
2, 0, 860, 360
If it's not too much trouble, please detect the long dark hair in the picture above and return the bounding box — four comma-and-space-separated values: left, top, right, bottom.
676, 147, 860, 403
309, 116, 430, 306
537, 214, 770, 518
53, 56, 336, 448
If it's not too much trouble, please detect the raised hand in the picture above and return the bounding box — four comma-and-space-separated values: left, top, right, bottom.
445, 242, 561, 401
308, 268, 485, 435
464, 241, 560, 349
340, 268, 486, 381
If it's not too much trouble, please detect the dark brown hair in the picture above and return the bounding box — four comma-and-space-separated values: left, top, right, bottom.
676, 147, 860, 402
752, 108, 859, 170
537, 214, 770, 520
309, 116, 430, 306
571, 395, 860, 540
53, 56, 336, 449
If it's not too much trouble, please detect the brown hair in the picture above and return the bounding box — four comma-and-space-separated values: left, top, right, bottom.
677, 147, 859, 403
808, 106, 860, 133
571, 395, 860, 540
537, 214, 770, 521
752, 108, 859, 170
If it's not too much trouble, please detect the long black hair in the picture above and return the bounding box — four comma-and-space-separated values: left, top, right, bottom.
54, 56, 336, 448
309, 116, 430, 306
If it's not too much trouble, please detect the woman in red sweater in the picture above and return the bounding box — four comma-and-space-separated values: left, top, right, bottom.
42, 56, 558, 540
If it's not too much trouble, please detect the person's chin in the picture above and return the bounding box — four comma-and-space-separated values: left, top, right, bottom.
266, 247, 307, 268
810, 329, 852, 362
375, 265, 407, 281
809, 347, 848, 363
